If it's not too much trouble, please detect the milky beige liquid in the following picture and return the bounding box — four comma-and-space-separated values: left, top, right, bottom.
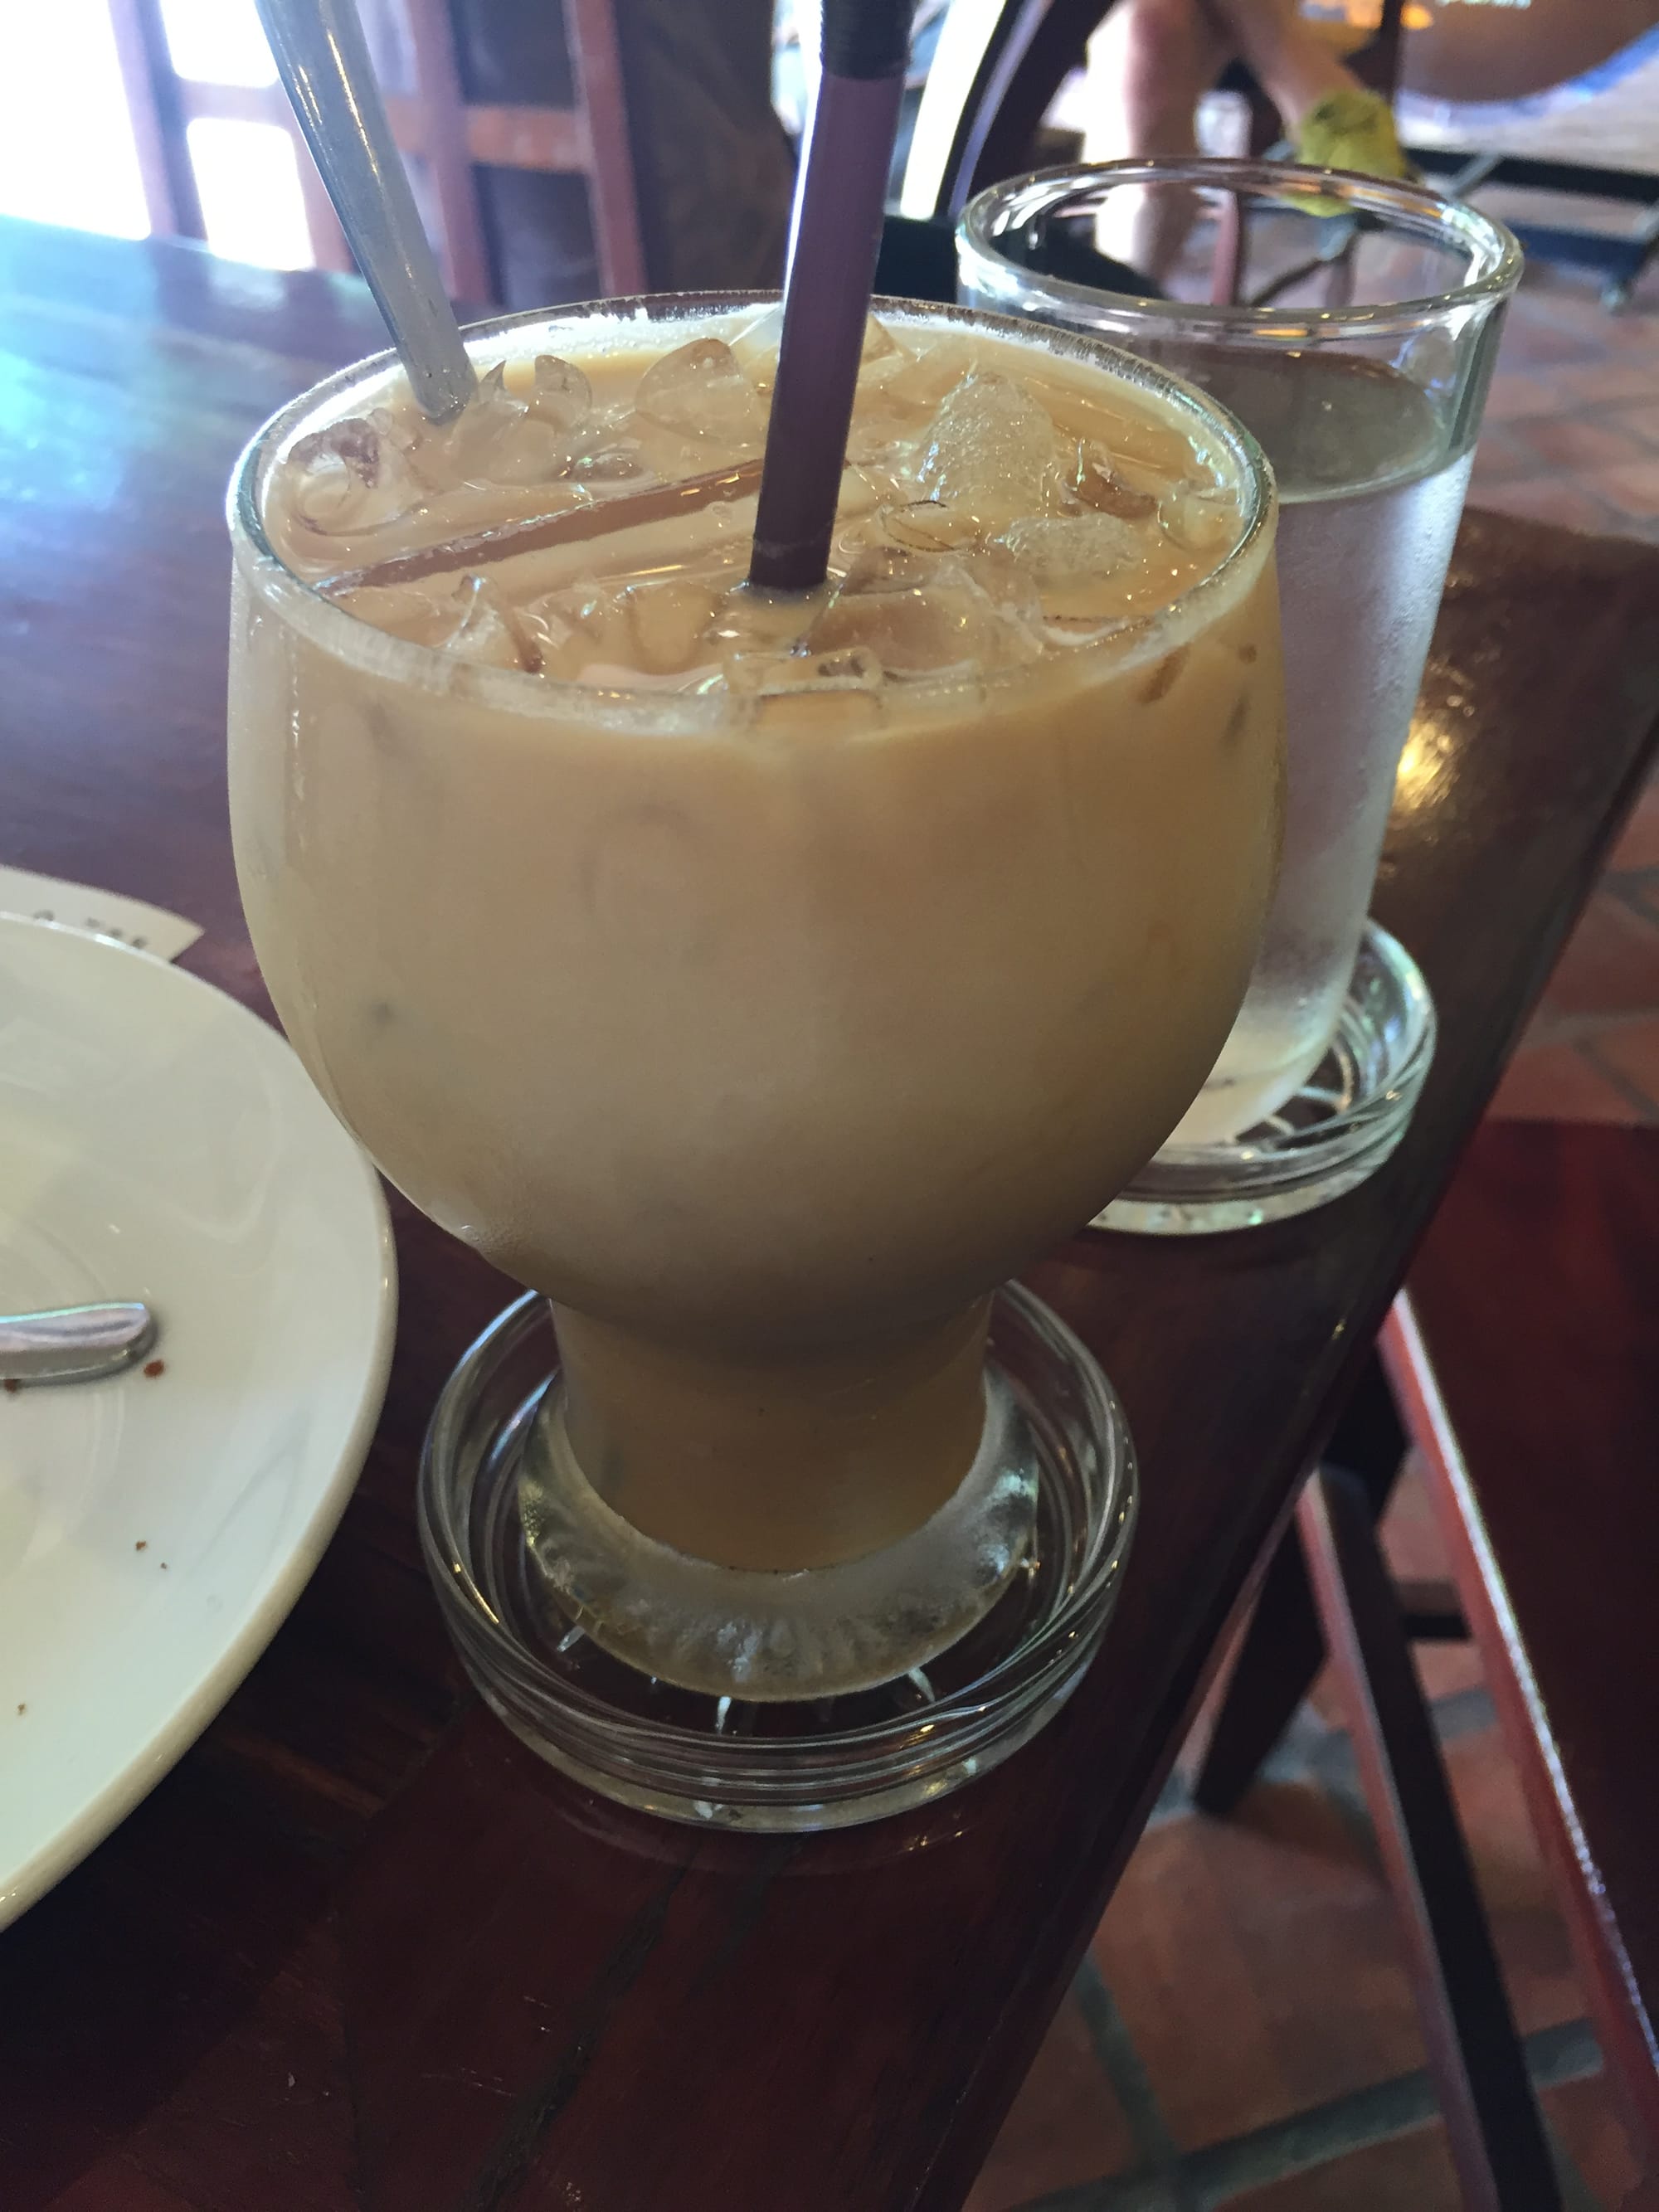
231, 304, 1283, 1577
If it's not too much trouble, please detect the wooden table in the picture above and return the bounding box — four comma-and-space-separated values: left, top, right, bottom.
2, 215, 1657, 2212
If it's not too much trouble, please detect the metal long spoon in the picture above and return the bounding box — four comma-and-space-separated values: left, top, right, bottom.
255, 0, 477, 422
0, 1304, 158, 1387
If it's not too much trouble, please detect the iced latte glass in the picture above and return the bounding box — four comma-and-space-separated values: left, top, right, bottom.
228, 295, 1282, 1824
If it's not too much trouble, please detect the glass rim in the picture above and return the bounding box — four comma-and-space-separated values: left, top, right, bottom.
226, 288, 1277, 721
958, 158, 1524, 343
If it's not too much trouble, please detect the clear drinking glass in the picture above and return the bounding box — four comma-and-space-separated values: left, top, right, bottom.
226, 294, 1283, 1822
961, 163, 1521, 1227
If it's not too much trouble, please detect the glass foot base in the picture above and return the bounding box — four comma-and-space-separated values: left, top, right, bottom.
1097, 921, 1435, 1237
518, 1369, 1040, 1702
417, 1284, 1137, 1830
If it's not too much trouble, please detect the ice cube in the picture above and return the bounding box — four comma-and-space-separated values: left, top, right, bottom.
726, 644, 884, 693
729, 305, 905, 391
872, 498, 982, 554
960, 539, 1045, 633
285, 415, 421, 537
844, 390, 927, 467
518, 576, 720, 681
917, 371, 1063, 526
997, 513, 1141, 575
705, 579, 825, 659
875, 337, 975, 416
993, 514, 1148, 626
1071, 442, 1158, 521
341, 566, 547, 669
434, 574, 538, 670
528, 353, 592, 432
727, 646, 886, 728
857, 314, 904, 372
727, 312, 919, 463
634, 338, 765, 450
808, 547, 1037, 674
620, 577, 722, 677
435, 363, 572, 489
338, 576, 455, 645
562, 435, 648, 484
543, 580, 637, 669
727, 303, 784, 383
1095, 405, 1199, 483
1161, 487, 1240, 559
516, 591, 587, 679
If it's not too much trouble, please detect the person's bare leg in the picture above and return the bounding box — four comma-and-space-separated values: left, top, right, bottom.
1082, 0, 1230, 278
1200, 0, 1352, 132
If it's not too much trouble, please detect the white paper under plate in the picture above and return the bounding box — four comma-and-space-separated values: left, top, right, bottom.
0, 916, 395, 1926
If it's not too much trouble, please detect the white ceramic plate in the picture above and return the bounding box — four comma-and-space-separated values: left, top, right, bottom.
0, 916, 395, 1925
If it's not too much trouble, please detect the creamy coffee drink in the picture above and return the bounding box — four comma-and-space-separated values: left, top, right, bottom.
231, 302, 1282, 1644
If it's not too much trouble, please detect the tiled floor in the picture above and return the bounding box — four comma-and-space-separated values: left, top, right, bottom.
966, 1467, 1649, 2210
966, 159, 1659, 2212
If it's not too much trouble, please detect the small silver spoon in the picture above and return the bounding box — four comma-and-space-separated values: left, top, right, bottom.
0, 1303, 158, 1387
255, 0, 477, 422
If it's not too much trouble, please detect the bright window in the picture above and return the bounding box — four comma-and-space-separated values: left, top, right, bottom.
186, 119, 313, 270
0, 0, 150, 239
157, 0, 278, 88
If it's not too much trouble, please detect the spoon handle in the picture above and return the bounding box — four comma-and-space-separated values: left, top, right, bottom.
0, 1303, 158, 1386
255, 0, 478, 422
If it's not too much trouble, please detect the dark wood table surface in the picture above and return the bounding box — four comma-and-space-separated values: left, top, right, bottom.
2, 216, 1657, 2212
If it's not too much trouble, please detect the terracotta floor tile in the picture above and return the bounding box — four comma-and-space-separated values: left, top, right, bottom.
1588, 1018, 1659, 1116
39, 2159, 191, 2212
1537, 303, 1659, 360
1543, 2073, 1646, 2207
1481, 370, 1570, 423
1304, 1466, 1481, 1719
1589, 458, 1659, 519
1507, 275, 1610, 315
1470, 425, 1538, 489
1309, 1636, 1485, 1727
1302, 1663, 1347, 1730
1379, 1463, 1487, 1704
1495, 316, 1609, 372
963, 1995, 1133, 2210
1543, 892, 1659, 1018
1609, 780, 1659, 871
1516, 997, 1573, 1052
1509, 415, 1654, 473
1468, 476, 1623, 535
1611, 401, 1659, 448
1413, 1636, 1488, 1708
1226, 2122, 1463, 2210
1443, 1727, 1588, 2040
1092, 1780, 1424, 2151
1378, 1456, 1452, 1586
1290, 1459, 1489, 1723
1552, 359, 1659, 407
1486, 1043, 1645, 1125
1503, 281, 1613, 340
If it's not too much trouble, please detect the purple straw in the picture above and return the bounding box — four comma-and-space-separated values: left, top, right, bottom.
748, 0, 914, 594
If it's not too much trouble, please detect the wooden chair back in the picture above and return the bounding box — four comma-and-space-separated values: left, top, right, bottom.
105, 0, 645, 305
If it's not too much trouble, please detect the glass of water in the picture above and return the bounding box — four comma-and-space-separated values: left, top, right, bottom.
960, 162, 1520, 1230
